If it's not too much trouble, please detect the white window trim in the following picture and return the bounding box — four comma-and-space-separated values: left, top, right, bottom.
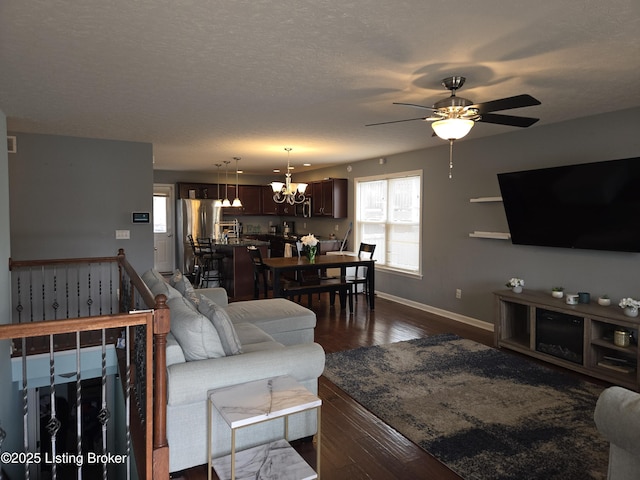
354, 169, 423, 277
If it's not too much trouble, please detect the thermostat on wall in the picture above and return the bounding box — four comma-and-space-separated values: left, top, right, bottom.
132, 212, 150, 223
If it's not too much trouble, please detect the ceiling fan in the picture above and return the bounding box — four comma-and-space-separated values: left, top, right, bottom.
367, 76, 541, 177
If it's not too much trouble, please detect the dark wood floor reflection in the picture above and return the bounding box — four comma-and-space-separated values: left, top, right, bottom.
172, 292, 493, 479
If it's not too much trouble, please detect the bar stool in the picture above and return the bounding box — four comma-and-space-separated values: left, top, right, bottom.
196, 238, 225, 288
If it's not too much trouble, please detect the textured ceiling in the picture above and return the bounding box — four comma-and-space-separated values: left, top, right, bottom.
1, 0, 639, 174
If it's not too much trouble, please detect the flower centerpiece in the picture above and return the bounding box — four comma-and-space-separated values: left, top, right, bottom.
506, 278, 524, 293
619, 297, 640, 317
300, 233, 319, 263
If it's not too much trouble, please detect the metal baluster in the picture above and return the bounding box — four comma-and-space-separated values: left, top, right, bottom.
98, 264, 103, 316
65, 265, 70, 320
125, 326, 131, 480
47, 334, 60, 480
41, 266, 46, 321
87, 264, 93, 317
21, 338, 29, 480
28, 267, 34, 323
109, 263, 114, 315
52, 267, 60, 320
98, 329, 110, 480
76, 265, 81, 318
76, 330, 83, 480
15, 275, 23, 324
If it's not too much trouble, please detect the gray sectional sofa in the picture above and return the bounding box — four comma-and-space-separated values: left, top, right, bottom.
142, 269, 325, 473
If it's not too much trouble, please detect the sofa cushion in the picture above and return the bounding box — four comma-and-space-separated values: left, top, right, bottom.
226, 298, 316, 331
170, 270, 200, 307
233, 323, 283, 353
167, 296, 225, 361
198, 295, 243, 356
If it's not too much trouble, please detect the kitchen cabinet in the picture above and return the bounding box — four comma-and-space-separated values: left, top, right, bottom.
261, 186, 296, 216
238, 185, 262, 215
311, 178, 347, 218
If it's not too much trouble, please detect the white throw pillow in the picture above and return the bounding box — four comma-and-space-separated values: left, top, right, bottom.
198, 295, 243, 356
168, 296, 225, 361
169, 270, 199, 307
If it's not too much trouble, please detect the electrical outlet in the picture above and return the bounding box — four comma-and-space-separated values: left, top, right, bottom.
115, 229, 130, 239
335, 224, 339, 231
456, 289, 462, 299
303, 222, 306, 229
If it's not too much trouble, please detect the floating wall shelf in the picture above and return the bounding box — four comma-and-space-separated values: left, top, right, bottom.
469, 196, 503, 203
469, 231, 511, 240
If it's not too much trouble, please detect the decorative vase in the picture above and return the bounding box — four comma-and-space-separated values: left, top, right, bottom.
624, 307, 638, 318
551, 291, 564, 299
597, 297, 611, 306
307, 246, 317, 263
512, 286, 523, 294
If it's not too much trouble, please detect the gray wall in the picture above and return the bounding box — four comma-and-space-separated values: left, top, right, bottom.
330, 107, 640, 324
1, 111, 21, 478
155, 107, 640, 325
9, 133, 154, 272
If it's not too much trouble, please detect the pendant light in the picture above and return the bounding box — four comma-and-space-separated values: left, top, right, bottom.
214, 163, 223, 207
232, 157, 242, 207
222, 160, 231, 207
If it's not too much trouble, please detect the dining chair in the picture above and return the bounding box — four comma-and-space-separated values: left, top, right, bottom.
345, 243, 376, 303
247, 246, 271, 299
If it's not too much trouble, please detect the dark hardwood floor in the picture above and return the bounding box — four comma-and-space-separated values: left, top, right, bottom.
172, 292, 494, 480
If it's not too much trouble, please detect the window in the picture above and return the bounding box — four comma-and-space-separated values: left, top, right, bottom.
355, 171, 422, 275
153, 194, 168, 233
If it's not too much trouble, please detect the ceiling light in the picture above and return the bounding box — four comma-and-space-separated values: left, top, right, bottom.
431, 118, 474, 140
270, 147, 307, 205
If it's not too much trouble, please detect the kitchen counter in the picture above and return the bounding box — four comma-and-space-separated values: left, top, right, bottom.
243, 234, 342, 257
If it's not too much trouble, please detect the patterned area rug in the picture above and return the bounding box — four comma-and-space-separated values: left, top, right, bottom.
323, 333, 608, 480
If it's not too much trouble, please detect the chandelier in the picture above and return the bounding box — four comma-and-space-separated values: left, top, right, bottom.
270, 147, 308, 205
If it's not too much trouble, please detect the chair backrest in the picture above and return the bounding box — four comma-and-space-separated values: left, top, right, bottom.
197, 237, 213, 253
358, 243, 376, 259
247, 246, 265, 268
187, 234, 198, 254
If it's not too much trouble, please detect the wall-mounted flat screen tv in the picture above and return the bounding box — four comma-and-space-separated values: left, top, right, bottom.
497, 157, 640, 252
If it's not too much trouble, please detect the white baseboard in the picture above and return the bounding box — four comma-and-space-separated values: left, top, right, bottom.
375, 291, 494, 332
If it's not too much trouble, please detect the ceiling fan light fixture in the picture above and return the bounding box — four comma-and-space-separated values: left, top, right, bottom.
432, 118, 475, 140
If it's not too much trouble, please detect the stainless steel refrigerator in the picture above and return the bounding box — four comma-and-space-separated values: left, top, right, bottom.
176, 199, 222, 274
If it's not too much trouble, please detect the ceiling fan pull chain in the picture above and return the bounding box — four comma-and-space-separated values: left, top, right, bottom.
449, 139, 454, 179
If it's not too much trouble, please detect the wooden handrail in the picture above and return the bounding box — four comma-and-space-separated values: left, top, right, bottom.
9, 255, 120, 270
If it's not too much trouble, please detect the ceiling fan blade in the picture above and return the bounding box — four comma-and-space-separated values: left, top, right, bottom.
365, 117, 429, 127
477, 113, 540, 127
393, 102, 436, 111
469, 94, 541, 114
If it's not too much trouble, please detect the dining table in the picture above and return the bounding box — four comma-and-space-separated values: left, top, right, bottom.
261, 254, 375, 309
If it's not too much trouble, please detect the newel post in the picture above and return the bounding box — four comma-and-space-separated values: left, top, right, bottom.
152, 294, 170, 477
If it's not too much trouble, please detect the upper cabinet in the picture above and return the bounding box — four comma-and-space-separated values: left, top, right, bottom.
237, 185, 262, 215
311, 179, 348, 218
177, 180, 348, 218
261, 185, 296, 216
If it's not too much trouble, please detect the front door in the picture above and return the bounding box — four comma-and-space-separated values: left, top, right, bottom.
153, 184, 175, 273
